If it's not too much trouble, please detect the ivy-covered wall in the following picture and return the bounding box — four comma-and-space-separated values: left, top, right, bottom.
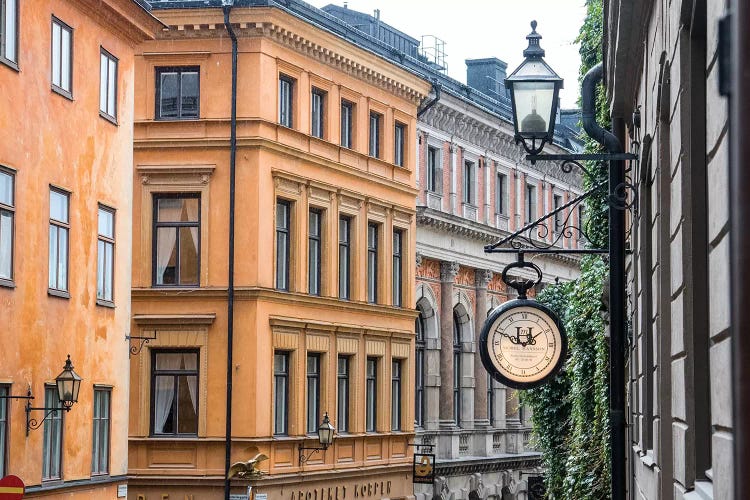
520, 1, 612, 498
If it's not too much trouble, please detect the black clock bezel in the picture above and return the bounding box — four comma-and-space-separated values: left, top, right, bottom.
479, 298, 568, 390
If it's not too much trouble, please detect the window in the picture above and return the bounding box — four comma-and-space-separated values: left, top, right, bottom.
274, 352, 289, 435
99, 49, 118, 121
0, 385, 7, 477
338, 215, 351, 300
487, 374, 495, 426
463, 160, 475, 205
340, 100, 354, 148
0, 0, 18, 66
453, 311, 462, 426
366, 357, 377, 432
496, 173, 508, 215
97, 206, 115, 303
415, 314, 425, 427
151, 350, 198, 436
0, 168, 13, 283
276, 200, 290, 291
311, 88, 325, 139
391, 360, 402, 431
49, 189, 69, 293
369, 112, 381, 157
394, 123, 405, 166
42, 386, 62, 481
427, 146, 442, 194
392, 230, 403, 307
156, 66, 199, 120
153, 195, 200, 286
526, 184, 537, 222
337, 356, 349, 433
51, 17, 72, 96
308, 209, 321, 296
306, 354, 321, 434
367, 223, 378, 303
279, 75, 293, 128
91, 388, 111, 475
554, 194, 563, 233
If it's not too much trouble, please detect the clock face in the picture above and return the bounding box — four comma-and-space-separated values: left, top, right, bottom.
479, 299, 567, 389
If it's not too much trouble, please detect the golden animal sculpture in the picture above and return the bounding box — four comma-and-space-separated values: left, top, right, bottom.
227, 453, 270, 479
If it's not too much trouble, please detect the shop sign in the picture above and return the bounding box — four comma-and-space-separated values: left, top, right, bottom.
412, 453, 435, 484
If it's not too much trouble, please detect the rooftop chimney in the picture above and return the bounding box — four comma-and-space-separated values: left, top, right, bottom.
466, 58, 508, 100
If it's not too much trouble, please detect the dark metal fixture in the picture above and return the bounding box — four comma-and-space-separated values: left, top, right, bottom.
298, 412, 335, 465
125, 330, 157, 356
504, 21, 564, 155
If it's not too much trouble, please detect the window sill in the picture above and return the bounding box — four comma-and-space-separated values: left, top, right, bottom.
0, 278, 15, 289
151, 283, 200, 289
154, 116, 200, 122
96, 299, 115, 309
51, 85, 73, 101
99, 111, 118, 126
148, 434, 199, 439
0, 57, 19, 72
48, 289, 70, 299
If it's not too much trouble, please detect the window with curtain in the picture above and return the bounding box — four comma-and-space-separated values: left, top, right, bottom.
274, 352, 289, 435
0, 385, 7, 477
340, 100, 354, 148
153, 194, 200, 286
156, 66, 199, 120
279, 75, 294, 128
311, 88, 325, 139
0, 168, 13, 282
306, 354, 321, 434
338, 215, 351, 300
392, 230, 402, 307
337, 356, 349, 433
51, 17, 73, 97
0, 0, 18, 66
276, 200, 291, 291
97, 206, 115, 303
415, 314, 425, 427
394, 123, 405, 166
453, 311, 462, 426
49, 188, 69, 293
99, 48, 118, 121
366, 357, 377, 432
391, 360, 402, 431
308, 209, 321, 296
42, 386, 62, 480
367, 223, 378, 303
151, 351, 198, 436
91, 388, 111, 475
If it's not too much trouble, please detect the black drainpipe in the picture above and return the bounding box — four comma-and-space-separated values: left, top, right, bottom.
417, 79, 442, 118
222, 3, 238, 500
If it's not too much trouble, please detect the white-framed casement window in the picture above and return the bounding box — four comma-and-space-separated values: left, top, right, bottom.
394, 122, 405, 166
275, 199, 291, 291
427, 146, 442, 193
306, 353, 321, 434
338, 215, 351, 300
91, 387, 111, 476
0, 167, 14, 284
51, 16, 73, 97
99, 48, 118, 122
340, 100, 354, 149
308, 208, 322, 296
42, 385, 63, 481
336, 355, 350, 433
0, 0, 18, 67
274, 351, 290, 435
367, 222, 378, 303
49, 188, 70, 294
97, 205, 115, 304
366, 357, 377, 432
391, 359, 402, 431
369, 112, 382, 158
279, 75, 294, 128
392, 229, 403, 307
311, 88, 325, 139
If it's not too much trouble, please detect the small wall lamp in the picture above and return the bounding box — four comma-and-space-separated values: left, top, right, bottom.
298, 412, 335, 465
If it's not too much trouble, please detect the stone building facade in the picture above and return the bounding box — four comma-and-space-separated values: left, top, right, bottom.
606, 0, 733, 498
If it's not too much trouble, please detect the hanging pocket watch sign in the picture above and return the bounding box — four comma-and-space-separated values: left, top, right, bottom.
479, 257, 567, 390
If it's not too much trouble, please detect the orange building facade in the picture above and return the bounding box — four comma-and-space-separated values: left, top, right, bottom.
127, 3, 430, 499
0, 0, 160, 498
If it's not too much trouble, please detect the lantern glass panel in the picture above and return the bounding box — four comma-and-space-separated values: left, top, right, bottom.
513, 81, 555, 136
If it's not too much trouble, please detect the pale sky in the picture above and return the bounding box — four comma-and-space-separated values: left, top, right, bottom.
307, 0, 587, 108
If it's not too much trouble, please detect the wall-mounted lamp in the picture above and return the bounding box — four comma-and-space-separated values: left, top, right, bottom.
0, 355, 83, 435
298, 412, 335, 465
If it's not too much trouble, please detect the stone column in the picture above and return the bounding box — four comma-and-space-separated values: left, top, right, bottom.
509, 169, 517, 231
450, 145, 458, 215
474, 269, 492, 427
439, 260, 459, 426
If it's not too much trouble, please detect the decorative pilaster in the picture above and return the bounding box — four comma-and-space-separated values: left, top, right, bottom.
474, 269, 493, 427
439, 260, 460, 427
450, 144, 458, 215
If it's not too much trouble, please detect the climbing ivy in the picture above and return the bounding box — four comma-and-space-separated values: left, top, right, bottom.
521, 1, 611, 498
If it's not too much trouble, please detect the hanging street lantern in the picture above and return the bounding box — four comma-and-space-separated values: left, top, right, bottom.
505, 20, 564, 155
55, 354, 82, 409
317, 412, 335, 450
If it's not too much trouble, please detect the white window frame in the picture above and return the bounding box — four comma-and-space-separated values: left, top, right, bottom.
0, 0, 18, 67
99, 48, 118, 122
51, 16, 73, 97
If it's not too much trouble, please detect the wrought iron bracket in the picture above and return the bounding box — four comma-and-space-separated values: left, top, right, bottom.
126, 331, 158, 357
2, 389, 71, 436
298, 444, 328, 465
526, 152, 637, 164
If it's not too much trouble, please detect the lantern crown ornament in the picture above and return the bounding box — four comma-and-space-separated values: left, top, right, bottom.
505, 21, 564, 155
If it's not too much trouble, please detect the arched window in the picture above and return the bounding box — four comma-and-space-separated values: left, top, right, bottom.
453, 310, 462, 426
415, 312, 426, 427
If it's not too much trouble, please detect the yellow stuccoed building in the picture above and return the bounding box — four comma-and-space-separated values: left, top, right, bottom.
127, 2, 431, 499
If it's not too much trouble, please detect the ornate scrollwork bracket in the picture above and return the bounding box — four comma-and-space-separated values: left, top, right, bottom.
125, 331, 158, 357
